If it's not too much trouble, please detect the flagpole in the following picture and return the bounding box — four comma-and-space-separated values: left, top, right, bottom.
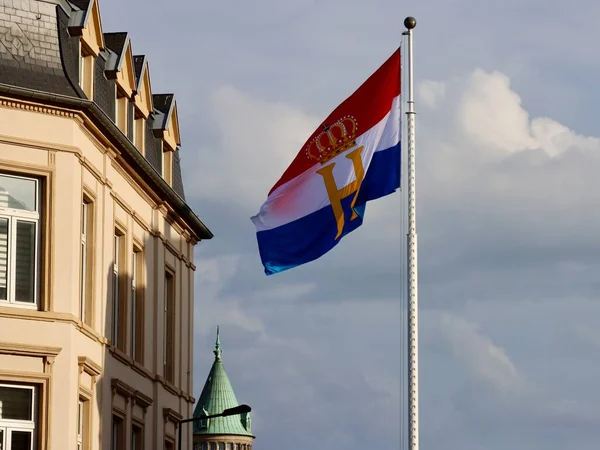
403, 16, 419, 450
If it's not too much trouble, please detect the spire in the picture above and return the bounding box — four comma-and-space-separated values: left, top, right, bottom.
193, 327, 254, 438
214, 325, 222, 361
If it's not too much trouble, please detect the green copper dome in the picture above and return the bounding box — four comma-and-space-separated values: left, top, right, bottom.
193, 327, 254, 437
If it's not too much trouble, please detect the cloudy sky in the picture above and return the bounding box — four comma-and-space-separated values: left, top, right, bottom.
102, 1, 600, 449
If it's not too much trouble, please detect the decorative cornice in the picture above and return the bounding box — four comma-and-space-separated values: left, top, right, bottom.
0, 98, 78, 117
111, 378, 136, 399
163, 407, 183, 424
133, 390, 153, 410
78, 356, 102, 377
0, 341, 61, 358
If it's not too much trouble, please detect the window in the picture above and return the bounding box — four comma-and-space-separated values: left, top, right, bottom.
111, 415, 124, 450
131, 247, 144, 363
80, 198, 94, 324
0, 174, 40, 306
79, 46, 94, 98
77, 400, 83, 450
131, 423, 143, 450
163, 270, 175, 383
219, 443, 225, 450
162, 149, 173, 185
210, 443, 216, 450
134, 116, 145, 153
77, 397, 89, 450
0, 384, 37, 449
112, 230, 126, 350
115, 90, 128, 133
164, 440, 174, 450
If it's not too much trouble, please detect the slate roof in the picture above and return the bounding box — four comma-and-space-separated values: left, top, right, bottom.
103, 32, 127, 55
133, 55, 145, 86
0, 0, 209, 239
193, 328, 254, 437
152, 93, 175, 130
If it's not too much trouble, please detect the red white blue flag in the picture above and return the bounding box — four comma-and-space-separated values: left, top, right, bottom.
251, 49, 401, 275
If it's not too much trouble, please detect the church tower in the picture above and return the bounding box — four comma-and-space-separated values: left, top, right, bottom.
193, 327, 255, 450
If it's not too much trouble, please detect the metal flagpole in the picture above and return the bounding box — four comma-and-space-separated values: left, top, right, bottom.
403, 16, 419, 450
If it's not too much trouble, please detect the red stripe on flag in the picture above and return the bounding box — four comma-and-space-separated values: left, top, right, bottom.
268, 48, 401, 196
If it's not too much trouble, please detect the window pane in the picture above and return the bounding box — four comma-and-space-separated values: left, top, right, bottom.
15, 221, 35, 303
0, 385, 32, 420
0, 175, 36, 212
0, 217, 8, 300
9, 430, 32, 450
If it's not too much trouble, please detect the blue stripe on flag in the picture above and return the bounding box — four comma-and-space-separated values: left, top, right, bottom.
256, 143, 400, 275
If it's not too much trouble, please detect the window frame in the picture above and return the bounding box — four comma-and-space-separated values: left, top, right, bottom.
161, 147, 173, 185
112, 228, 127, 350
80, 195, 94, 325
77, 399, 83, 450
0, 383, 37, 449
111, 413, 125, 450
131, 245, 144, 363
163, 268, 175, 383
78, 43, 94, 99
0, 173, 42, 308
131, 421, 144, 450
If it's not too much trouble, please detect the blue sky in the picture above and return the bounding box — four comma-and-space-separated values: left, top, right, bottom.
102, 1, 600, 448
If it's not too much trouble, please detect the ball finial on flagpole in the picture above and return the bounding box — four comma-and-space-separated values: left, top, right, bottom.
404, 16, 417, 29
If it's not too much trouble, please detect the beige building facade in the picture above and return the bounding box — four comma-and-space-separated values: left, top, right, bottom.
0, 0, 212, 449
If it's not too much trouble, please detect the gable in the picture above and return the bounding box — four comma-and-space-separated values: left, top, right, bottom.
134, 61, 153, 118
115, 41, 136, 98
163, 102, 181, 151
81, 0, 104, 55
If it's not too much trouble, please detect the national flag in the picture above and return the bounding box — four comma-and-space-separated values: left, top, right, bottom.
251, 49, 401, 275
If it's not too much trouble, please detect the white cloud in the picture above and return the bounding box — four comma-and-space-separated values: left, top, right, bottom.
188, 86, 318, 208
419, 80, 446, 109
437, 314, 523, 393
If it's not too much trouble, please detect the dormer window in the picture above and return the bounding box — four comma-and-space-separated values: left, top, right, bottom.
152, 94, 181, 187
103, 33, 136, 136
132, 110, 145, 152
162, 144, 173, 185
132, 55, 152, 154
68, 0, 104, 98
115, 88, 129, 134
79, 45, 94, 98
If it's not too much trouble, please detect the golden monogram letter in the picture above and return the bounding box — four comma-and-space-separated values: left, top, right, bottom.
316, 146, 365, 240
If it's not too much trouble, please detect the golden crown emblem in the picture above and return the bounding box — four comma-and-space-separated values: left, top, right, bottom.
305, 116, 358, 164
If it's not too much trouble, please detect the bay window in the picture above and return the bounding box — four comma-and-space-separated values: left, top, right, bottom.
0, 174, 40, 307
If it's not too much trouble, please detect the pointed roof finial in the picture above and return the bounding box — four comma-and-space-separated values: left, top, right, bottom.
214, 325, 222, 360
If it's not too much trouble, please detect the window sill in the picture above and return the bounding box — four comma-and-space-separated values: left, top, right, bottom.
108, 347, 155, 380
155, 374, 181, 397
108, 346, 132, 366
0, 301, 38, 311
76, 321, 105, 344
0, 305, 65, 322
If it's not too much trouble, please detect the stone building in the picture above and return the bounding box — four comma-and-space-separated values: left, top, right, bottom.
193, 328, 255, 450
0, 0, 212, 449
